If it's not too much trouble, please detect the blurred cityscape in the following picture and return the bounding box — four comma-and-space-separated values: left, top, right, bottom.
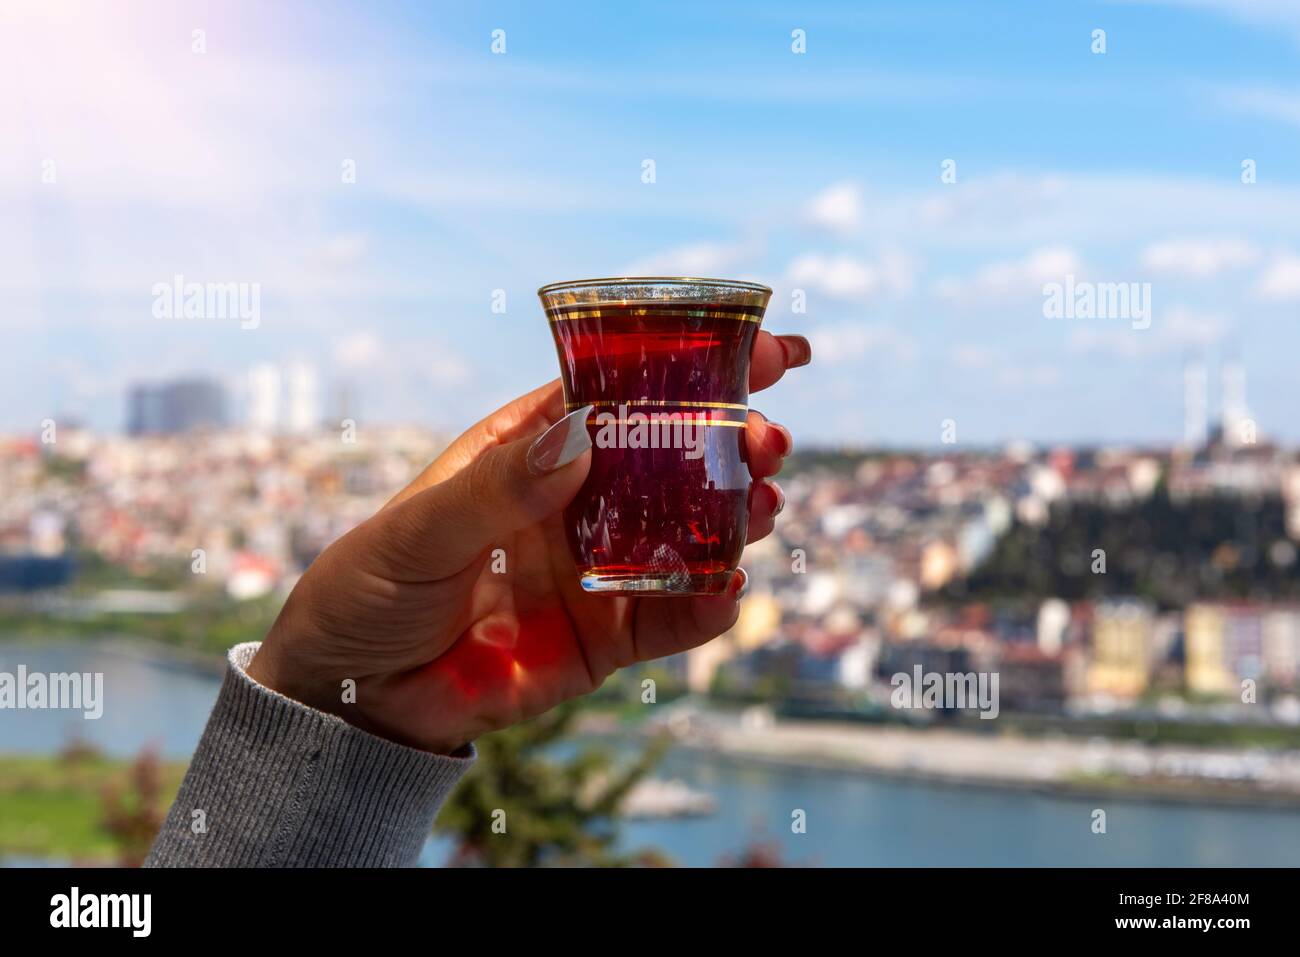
8, 360, 1300, 711
7, 358, 1300, 865
5, 363, 429, 605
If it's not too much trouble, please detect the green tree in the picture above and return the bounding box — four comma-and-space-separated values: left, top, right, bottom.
99, 747, 167, 867
435, 701, 670, 867
939, 488, 1300, 610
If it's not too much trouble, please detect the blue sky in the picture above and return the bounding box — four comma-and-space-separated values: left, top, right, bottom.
7, 0, 1300, 446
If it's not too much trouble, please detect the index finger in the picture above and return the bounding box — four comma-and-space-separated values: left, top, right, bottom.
750, 332, 812, 395
386, 379, 565, 507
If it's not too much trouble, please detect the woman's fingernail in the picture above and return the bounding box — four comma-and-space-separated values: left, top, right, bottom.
771, 482, 786, 516
527, 405, 594, 475
754, 410, 793, 456
777, 335, 812, 368
732, 567, 750, 600
773, 423, 793, 457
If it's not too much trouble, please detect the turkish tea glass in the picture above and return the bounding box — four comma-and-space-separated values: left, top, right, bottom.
538, 277, 771, 595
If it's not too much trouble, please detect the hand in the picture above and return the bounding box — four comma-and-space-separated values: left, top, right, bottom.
247, 332, 811, 754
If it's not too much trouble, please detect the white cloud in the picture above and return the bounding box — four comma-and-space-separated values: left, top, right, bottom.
935, 246, 1080, 304
916, 173, 1068, 230
311, 234, 371, 271
1216, 87, 1300, 127
332, 332, 383, 369
949, 344, 996, 369
1254, 252, 1300, 300
947, 344, 1059, 390
1067, 305, 1227, 358
787, 251, 913, 300
620, 241, 752, 277
808, 323, 914, 364
330, 332, 470, 389
1133, 1, 1300, 45
997, 364, 1062, 390
428, 351, 472, 388
869, 172, 1300, 248
1067, 327, 1147, 360
806, 181, 864, 234
385, 170, 623, 214
1140, 238, 1258, 277
1163, 306, 1230, 347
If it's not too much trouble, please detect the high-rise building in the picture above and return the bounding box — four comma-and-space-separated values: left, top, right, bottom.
1183, 358, 1207, 449
286, 362, 320, 434
1220, 357, 1254, 447
126, 378, 227, 435
247, 363, 282, 432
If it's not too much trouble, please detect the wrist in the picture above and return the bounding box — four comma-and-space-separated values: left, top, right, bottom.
246, 623, 343, 719
246, 634, 472, 758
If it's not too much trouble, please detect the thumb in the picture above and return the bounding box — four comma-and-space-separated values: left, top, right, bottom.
376, 405, 594, 580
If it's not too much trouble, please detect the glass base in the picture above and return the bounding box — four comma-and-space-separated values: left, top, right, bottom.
579, 568, 734, 597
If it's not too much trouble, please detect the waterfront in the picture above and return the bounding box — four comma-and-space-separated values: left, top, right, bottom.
617, 748, 1300, 867
0, 640, 221, 759
4, 641, 1300, 867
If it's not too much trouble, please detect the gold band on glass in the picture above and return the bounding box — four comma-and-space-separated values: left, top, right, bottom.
566, 399, 749, 411
547, 309, 762, 324
584, 418, 747, 428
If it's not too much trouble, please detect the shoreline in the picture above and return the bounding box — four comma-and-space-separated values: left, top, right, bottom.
0, 633, 226, 677
672, 739, 1300, 812
6, 634, 1300, 813
629, 717, 1300, 813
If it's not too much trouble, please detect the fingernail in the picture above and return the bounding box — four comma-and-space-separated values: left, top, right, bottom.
777, 335, 812, 369
771, 482, 786, 516
754, 411, 793, 456
527, 405, 593, 475
732, 567, 750, 600
773, 423, 793, 457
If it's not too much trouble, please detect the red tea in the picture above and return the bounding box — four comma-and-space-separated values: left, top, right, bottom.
540, 280, 769, 595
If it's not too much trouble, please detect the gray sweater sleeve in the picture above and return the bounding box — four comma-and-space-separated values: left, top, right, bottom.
146, 642, 474, 868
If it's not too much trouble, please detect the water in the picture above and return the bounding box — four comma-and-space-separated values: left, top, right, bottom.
0, 641, 221, 758
613, 748, 1300, 867
5, 641, 1300, 866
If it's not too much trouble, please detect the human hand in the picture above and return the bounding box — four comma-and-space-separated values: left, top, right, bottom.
246, 332, 811, 754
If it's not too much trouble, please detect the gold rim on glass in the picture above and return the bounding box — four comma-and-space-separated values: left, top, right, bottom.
537, 276, 772, 297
